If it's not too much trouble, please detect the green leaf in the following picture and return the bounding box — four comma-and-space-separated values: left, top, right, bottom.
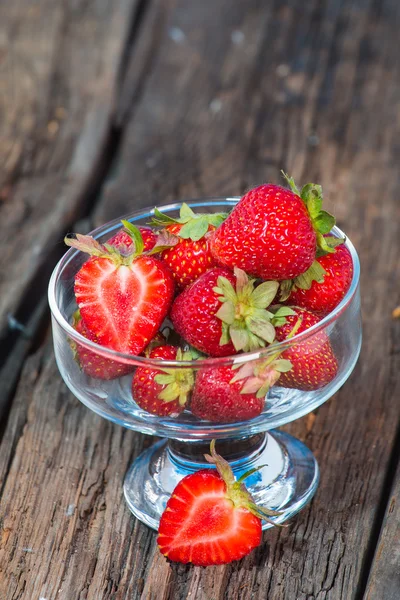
281, 171, 300, 196
294, 260, 326, 290
215, 300, 235, 324
271, 316, 286, 327
158, 382, 180, 402
121, 220, 144, 255
229, 326, 250, 351
273, 359, 293, 373
317, 232, 336, 254
150, 207, 178, 226
216, 276, 237, 304
240, 377, 264, 395
273, 306, 297, 318
154, 374, 176, 385
314, 210, 335, 235
301, 183, 323, 218
208, 213, 228, 227
179, 203, 197, 222
219, 322, 231, 346
64, 234, 107, 257
278, 279, 293, 302
247, 318, 275, 344
251, 281, 279, 309
179, 216, 209, 241
316, 235, 346, 257
148, 230, 179, 255
233, 267, 251, 294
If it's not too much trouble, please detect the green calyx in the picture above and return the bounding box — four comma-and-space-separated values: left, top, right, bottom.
230, 353, 293, 398
150, 203, 228, 241
279, 260, 327, 300
153, 348, 195, 406
65, 221, 178, 266
281, 171, 345, 255
213, 268, 279, 352
228, 310, 302, 397
64, 233, 126, 264
121, 220, 178, 255
204, 441, 283, 526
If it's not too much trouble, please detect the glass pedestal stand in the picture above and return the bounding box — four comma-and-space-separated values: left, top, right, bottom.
124, 430, 319, 531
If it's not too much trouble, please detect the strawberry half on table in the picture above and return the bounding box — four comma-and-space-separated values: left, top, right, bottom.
170, 267, 280, 357
132, 345, 196, 417
150, 203, 227, 290
65, 221, 176, 357
210, 173, 341, 281
158, 441, 281, 566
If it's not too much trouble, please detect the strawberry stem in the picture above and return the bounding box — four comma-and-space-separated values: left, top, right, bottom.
204, 441, 284, 525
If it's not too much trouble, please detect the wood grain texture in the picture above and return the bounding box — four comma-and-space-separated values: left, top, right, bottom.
0, 0, 137, 350
94, 0, 400, 598
365, 457, 400, 600
0, 348, 155, 600
1, 0, 400, 599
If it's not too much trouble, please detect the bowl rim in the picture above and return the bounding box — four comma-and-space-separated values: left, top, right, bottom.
48, 197, 361, 369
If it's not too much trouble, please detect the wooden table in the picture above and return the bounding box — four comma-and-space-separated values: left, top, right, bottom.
1, 1, 399, 598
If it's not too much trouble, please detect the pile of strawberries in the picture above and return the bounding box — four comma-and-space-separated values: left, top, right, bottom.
66, 174, 353, 424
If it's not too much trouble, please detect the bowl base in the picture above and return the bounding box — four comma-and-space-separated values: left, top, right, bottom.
123, 430, 319, 531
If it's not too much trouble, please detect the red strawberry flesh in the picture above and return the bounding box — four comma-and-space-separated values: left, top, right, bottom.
75, 255, 174, 355
158, 469, 262, 565
72, 315, 134, 380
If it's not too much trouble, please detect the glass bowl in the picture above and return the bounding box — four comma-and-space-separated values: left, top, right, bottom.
48, 199, 362, 530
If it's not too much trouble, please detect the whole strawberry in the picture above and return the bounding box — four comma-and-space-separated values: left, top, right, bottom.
281, 242, 353, 317
132, 345, 195, 417
170, 267, 279, 357
191, 366, 264, 422
191, 346, 293, 423
210, 174, 339, 280
65, 223, 175, 356
107, 225, 157, 254
151, 203, 227, 290
71, 311, 134, 380
158, 441, 280, 565
274, 308, 338, 390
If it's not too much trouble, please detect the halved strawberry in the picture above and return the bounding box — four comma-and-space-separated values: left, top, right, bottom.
151, 203, 227, 290
157, 441, 280, 565
65, 224, 175, 356
274, 308, 338, 390
71, 311, 134, 380
170, 267, 279, 357
132, 345, 195, 417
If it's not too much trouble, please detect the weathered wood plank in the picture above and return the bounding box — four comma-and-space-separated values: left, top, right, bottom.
364, 453, 400, 600
0, 349, 154, 599
0, 0, 139, 360
1, 0, 400, 599
93, 0, 400, 598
